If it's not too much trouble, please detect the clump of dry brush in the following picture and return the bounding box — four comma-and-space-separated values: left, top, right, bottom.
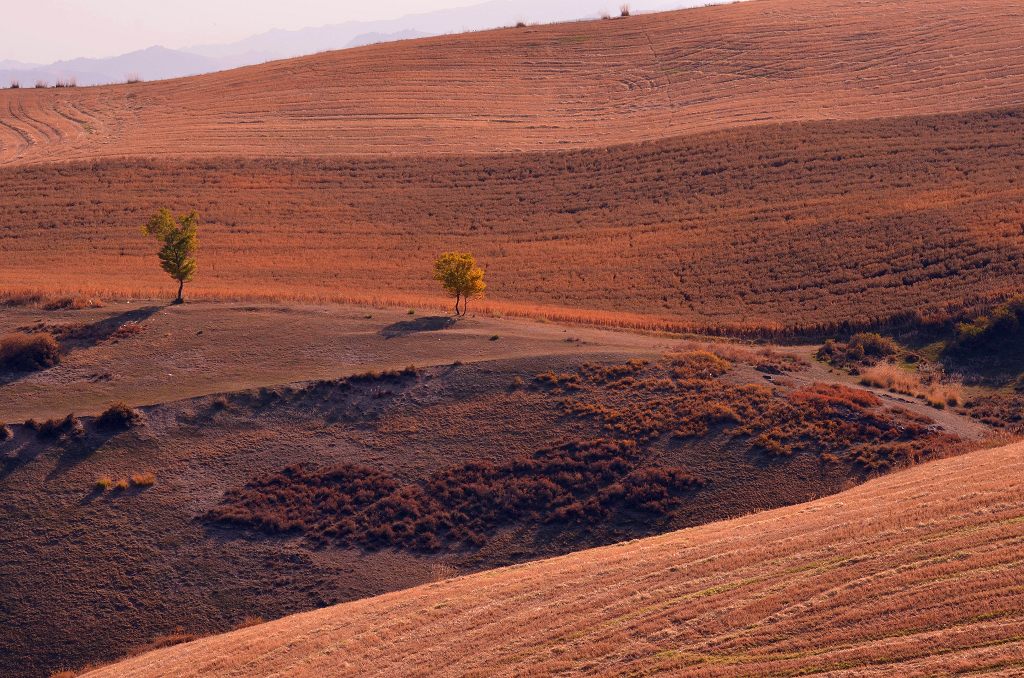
0, 332, 60, 372
207, 438, 703, 552
540, 352, 956, 469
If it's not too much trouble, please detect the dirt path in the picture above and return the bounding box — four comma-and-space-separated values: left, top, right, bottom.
780, 345, 992, 441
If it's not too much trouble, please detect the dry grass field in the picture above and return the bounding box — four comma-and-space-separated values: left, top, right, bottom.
2, 0, 1024, 333
1, 0, 1022, 164
4, 0, 1024, 675
86, 439, 1024, 677
3, 108, 1024, 332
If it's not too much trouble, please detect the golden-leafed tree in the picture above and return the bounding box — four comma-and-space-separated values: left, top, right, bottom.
141, 209, 199, 303
433, 251, 485, 316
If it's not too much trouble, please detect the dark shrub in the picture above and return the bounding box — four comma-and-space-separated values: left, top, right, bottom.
948, 297, 1024, 360
0, 424, 12, 441
96, 402, 142, 430
817, 332, 898, 368
851, 332, 900, 357
208, 439, 703, 552
0, 332, 60, 371
29, 414, 84, 441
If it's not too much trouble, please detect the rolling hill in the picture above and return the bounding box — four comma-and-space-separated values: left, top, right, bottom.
1, 0, 1023, 333
1, 0, 1022, 165
85, 439, 1024, 677
2, 107, 1023, 332
4, 1, 1024, 675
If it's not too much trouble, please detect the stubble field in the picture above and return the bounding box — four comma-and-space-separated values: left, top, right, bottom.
1, 0, 1022, 165
3, 109, 1024, 333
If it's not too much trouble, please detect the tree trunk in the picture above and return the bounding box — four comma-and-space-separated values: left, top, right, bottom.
454, 293, 461, 316
462, 296, 468, 316
176, 279, 184, 303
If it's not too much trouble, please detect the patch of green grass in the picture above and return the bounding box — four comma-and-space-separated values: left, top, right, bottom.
918, 339, 947, 363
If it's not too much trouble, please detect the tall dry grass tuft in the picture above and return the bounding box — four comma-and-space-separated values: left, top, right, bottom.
131, 472, 157, 487
0, 332, 60, 372
859, 362, 963, 408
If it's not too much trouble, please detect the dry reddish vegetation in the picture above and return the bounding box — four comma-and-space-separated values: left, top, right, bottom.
2, 109, 1024, 332
0, 0, 1021, 165
208, 352, 956, 555
540, 353, 955, 470
207, 439, 702, 552
86, 441, 1024, 678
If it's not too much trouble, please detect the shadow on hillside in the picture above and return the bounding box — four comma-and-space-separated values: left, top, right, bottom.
380, 316, 456, 338
58, 305, 164, 352
0, 305, 166, 388
45, 428, 125, 481
0, 440, 37, 480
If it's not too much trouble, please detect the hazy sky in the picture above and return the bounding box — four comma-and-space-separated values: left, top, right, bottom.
1, 0, 508, 64
3, 0, 683, 64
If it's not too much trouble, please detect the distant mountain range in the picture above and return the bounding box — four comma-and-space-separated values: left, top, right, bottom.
0, 0, 728, 87
0, 47, 259, 88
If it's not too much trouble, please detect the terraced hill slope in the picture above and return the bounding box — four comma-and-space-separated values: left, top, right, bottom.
1, 0, 1022, 165
87, 440, 1024, 677
3, 0, 1024, 331
3, 108, 1023, 331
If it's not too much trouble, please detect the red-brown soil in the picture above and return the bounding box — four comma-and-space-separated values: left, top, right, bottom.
0, 305, 985, 678
0, 301, 683, 421
85, 440, 1024, 677
1, 0, 1022, 165
3, 108, 1024, 332
2, 0, 1021, 674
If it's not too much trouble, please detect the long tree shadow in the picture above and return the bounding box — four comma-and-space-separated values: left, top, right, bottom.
56, 305, 165, 352
380, 316, 456, 339
0, 305, 165, 387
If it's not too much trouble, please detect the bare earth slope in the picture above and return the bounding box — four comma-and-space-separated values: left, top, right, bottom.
1, 0, 1023, 165
0, 301, 679, 421
88, 440, 1024, 677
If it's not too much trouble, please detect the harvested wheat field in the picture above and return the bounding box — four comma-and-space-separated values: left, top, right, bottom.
1, 0, 1022, 165
85, 440, 1024, 677
3, 0, 1024, 332
3, 108, 1024, 332
5, 0, 1024, 675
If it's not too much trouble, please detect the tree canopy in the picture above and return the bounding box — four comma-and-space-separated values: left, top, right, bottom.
433, 251, 485, 316
141, 209, 199, 303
